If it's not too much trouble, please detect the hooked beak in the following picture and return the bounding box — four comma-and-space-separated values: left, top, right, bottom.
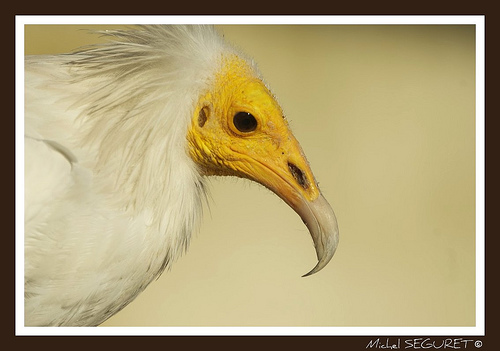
238, 135, 339, 276
293, 193, 339, 277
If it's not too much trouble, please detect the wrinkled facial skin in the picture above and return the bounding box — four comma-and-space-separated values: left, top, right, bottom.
187, 56, 319, 201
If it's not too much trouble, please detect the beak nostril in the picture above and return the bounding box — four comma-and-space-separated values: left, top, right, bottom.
288, 162, 309, 190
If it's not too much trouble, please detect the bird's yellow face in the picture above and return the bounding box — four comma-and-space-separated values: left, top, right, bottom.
187, 55, 319, 203
187, 54, 339, 276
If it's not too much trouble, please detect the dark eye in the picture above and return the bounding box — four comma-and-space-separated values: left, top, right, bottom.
233, 112, 258, 133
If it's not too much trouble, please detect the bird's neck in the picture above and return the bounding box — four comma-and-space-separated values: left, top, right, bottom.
65, 41, 215, 263
71, 72, 206, 268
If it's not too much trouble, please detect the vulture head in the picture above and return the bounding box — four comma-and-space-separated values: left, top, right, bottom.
186, 53, 338, 276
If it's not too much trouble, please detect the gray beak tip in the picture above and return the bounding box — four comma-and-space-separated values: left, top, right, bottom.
298, 194, 339, 277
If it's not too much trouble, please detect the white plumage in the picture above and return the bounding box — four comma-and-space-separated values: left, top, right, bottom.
25, 26, 224, 326
24, 25, 339, 326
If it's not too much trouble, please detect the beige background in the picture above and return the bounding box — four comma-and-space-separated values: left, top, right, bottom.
24, 24, 476, 327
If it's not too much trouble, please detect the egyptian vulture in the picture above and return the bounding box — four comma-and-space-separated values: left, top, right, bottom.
24, 25, 339, 326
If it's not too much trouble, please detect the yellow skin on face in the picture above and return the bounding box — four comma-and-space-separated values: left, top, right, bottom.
187, 54, 320, 207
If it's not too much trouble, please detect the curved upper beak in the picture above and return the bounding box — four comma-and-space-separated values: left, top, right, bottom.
293, 193, 339, 277
265, 167, 339, 277
233, 134, 339, 276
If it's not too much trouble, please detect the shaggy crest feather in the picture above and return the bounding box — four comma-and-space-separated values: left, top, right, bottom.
24, 25, 254, 326
69, 25, 234, 214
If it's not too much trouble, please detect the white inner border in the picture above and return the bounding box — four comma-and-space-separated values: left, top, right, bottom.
15, 15, 485, 337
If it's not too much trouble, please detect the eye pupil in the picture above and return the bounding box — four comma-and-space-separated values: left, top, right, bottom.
233, 112, 257, 133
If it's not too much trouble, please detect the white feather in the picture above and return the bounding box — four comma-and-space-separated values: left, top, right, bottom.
24, 25, 244, 326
